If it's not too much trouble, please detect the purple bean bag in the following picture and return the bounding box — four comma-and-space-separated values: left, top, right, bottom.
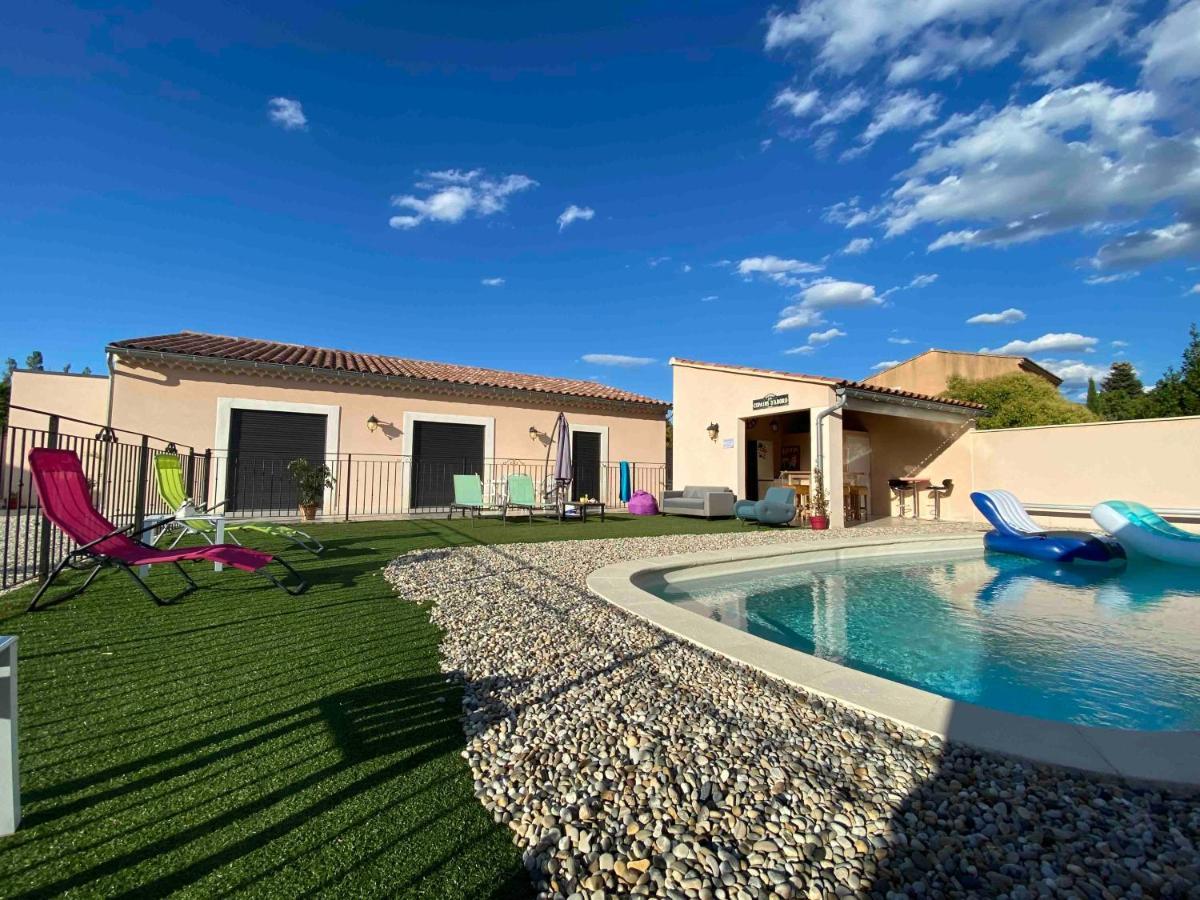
628, 490, 659, 516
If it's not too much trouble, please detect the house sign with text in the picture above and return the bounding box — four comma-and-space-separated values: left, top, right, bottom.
752, 393, 789, 411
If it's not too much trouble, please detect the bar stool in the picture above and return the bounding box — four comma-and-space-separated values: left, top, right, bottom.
927, 479, 953, 521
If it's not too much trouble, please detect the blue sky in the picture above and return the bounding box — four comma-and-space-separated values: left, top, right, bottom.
3, 1, 1198, 403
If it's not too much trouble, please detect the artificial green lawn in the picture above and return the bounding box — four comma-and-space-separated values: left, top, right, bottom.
0, 513, 745, 898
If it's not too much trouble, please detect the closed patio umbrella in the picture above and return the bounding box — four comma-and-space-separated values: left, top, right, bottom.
553, 412, 573, 489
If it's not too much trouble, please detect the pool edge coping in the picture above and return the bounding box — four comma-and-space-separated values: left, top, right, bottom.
586, 532, 1200, 791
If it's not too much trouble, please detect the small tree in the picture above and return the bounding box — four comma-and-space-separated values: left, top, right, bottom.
2, 359, 15, 383
25, 351, 43, 371
1146, 324, 1200, 417
809, 466, 829, 517
1096, 361, 1147, 420
1085, 377, 1099, 413
942, 373, 1097, 429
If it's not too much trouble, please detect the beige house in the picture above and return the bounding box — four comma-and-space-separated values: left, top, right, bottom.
10, 332, 668, 516
670, 358, 983, 528
672, 357, 1200, 530
864, 349, 1061, 396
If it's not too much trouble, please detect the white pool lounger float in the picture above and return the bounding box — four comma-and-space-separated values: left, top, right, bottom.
1091, 500, 1200, 568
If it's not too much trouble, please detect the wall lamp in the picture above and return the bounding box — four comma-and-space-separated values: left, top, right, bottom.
366, 415, 380, 433
529, 426, 544, 440
706, 422, 720, 442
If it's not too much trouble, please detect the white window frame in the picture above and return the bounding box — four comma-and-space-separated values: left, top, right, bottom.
567, 423, 609, 501
214, 397, 342, 512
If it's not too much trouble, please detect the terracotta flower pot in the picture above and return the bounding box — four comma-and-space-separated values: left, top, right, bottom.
299, 503, 318, 522
809, 515, 829, 530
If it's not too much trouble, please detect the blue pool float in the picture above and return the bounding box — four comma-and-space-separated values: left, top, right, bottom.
971, 490, 1125, 566
1092, 500, 1200, 567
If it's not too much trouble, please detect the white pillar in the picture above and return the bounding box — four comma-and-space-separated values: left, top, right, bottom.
0, 635, 18, 836
810, 406, 846, 528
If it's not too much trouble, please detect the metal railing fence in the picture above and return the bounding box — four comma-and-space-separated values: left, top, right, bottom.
1, 407, 667, 589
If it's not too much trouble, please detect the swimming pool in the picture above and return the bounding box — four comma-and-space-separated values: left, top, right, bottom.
646, 549, 1200, 731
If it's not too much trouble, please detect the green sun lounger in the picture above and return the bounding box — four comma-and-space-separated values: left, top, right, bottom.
501, 474, 537, 524
153, 454, 323, 555
449, 474, 487, 522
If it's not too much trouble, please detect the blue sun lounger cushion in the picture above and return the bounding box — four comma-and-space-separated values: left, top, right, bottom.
971, 489, 1124, 566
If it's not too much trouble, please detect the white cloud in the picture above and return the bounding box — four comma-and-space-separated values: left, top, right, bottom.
481, 277, 505, 287
1038, 358, 1112, 385
1084, 272, 1138, 285
785, 327, 847, 355
389, 169, 537, 230
981, 332, 1099, 355
908, 273, 938, 288
1091, 218, 1200, 269
681, 263, 693, 273
648, 256, 671, 267
1139, 0, 1200, 104
773, 87, 821, 117
861, 91, 941, 144
815, 88, 870, 126
887, 336, 914, 345
799, 279, 880, 309
808, 327, 847, 345
580, 353, 656, 367
773, 307, 827, 331
872, 359, 901, 371
557, 204, 595, 232
737, 255, 824, 286
887, 83, 1200, 267
824, 197, 880, 228
268, 97, 307, 130
700, 295, 719, 302
1191, 284, 1200, 295
842, 237, 873, 255
764, 0, 1130, 82
967, 307, 1026, 325
928, 230, 980, 251
1111, 340, 1129, 348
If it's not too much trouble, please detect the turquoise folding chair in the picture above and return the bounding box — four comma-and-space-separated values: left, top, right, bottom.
501, 474, 537, 524
449, 474, 487, 523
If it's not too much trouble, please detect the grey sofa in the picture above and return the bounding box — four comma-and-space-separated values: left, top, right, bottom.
661, 485, 736, 519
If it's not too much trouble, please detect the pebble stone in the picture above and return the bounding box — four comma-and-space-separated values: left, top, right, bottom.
383, 525, 1200, 899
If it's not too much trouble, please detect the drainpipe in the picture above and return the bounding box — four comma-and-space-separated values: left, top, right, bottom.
813, 386, 847, 483
104, 350, 116, 431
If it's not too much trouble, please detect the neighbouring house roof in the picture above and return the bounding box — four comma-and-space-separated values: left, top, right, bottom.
109, 332, 669, 411
865, 349, 1063, 387
668, 357, 986, 411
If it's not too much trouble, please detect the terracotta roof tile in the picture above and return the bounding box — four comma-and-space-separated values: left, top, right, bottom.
109, 332, 668, 409
669, 358, 985, 410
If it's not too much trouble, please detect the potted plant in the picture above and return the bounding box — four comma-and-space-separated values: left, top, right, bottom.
288, 458, 335, 522
809, 467, 829, 530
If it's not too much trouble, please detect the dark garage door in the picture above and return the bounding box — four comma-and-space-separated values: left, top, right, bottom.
227, 409, 328, 514
410, 421, 485, 509
572, 431, 601, 502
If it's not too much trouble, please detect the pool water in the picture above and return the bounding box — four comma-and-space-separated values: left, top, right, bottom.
648, 550, 1200, 730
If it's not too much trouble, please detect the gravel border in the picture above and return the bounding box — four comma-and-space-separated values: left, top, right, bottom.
385, 526, 1200, 899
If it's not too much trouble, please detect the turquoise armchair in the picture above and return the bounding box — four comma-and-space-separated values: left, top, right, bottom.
736, 486, 797, 526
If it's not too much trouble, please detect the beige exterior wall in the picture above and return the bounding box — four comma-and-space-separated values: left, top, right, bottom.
8, 371, 111, 439
864, 351, 1054, 397
7, 359, 665, 513
105, 359, 665, 463
671, 361, 845, 525
675, 360, 1200, 531
970, 417, 1200, 530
